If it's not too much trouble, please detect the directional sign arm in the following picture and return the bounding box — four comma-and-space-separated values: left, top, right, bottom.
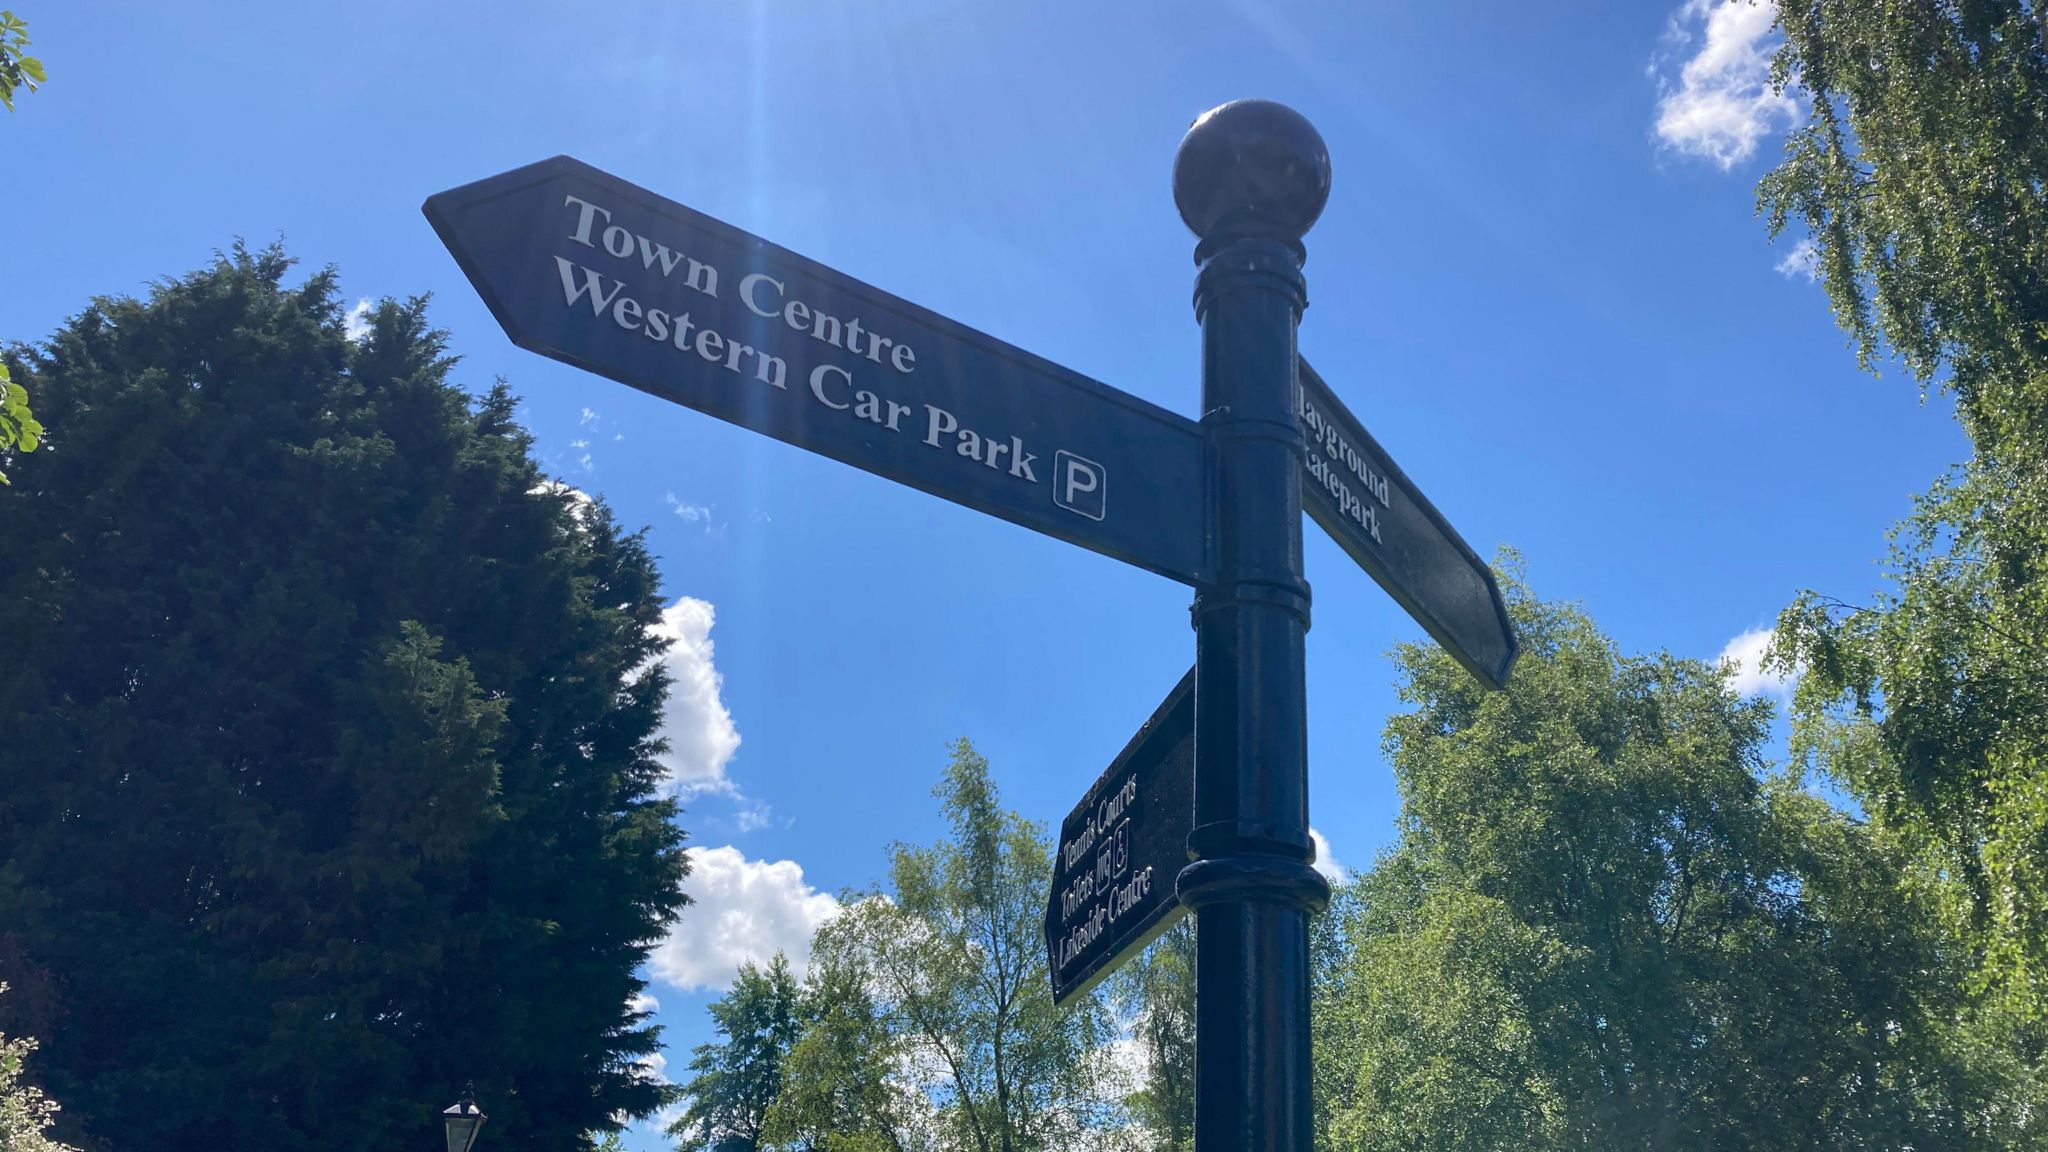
1297, 360, 1517, 688
425, 157, 1214, 587
1045, 667, 1195, 1007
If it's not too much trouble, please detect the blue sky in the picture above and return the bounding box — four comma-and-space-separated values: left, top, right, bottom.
6, 0, 1966, 1144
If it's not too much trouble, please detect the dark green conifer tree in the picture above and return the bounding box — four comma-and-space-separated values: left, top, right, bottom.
0, 245, 688, 1152
669, 954, 805, 1152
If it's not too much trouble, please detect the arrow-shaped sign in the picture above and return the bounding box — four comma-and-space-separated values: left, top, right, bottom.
1298, 360, 1517, 688
1045, 667, 1195, 1007
424, 157, 1212, 586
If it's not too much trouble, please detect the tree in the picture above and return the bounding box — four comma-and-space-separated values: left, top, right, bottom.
761, 934, 919, 1152
0, 245, 689, 1152
671, 955, 806, 1152
0, 986, 77, 1152
1, 9, 48, 482
1108, 921, 1194, 1151
1316, 567, 1982, 1149
1760, 2, 2048, 1125
0, 362, 37, 484
0, 10, 42, 112
1762, 0, 2047, 465
785, 741, 1118, 1152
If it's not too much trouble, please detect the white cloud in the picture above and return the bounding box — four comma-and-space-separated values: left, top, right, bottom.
569, 438, 591, 450
634, 1050, 668, 1086
734, 800, 773, 833
1652, 0, 1798, 169
528, 480, 597, 525
580, 407, 600, 426
628, 990, 659, 1016
642, 1101, 687, 1139
650, 845, 842, 992
343, 298, 373, 343
577, 453, 595, 473
646, 598, 742, 797
1775, 237, 1819, 280
1309, 828, 1345, 883
664, 492, 714, 528
1717, 626, 1798, 698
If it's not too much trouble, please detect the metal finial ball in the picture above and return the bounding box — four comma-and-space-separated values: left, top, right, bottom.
1172, 100, 1331, 245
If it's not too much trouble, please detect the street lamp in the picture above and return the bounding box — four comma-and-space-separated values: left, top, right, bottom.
442, 1084, 486, 1152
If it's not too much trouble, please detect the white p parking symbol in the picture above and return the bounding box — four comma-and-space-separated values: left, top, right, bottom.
1053, 451, 1106, 521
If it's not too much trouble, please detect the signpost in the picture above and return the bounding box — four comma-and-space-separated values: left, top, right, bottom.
426, 100, 1515, 1152
1299, 360, 1518, 688
424, 158, 1211, 587
1045, 668, 1195, 1008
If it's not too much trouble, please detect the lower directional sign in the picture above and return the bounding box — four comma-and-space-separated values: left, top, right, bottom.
1045, 668, 1194, 1007
424, 157, 1212, 586
1298, 360, 1518, 689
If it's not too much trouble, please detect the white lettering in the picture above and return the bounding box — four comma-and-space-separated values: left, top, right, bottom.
811, 311, 843, 349
612, 296, 643, 332
1302, 392, 1391, 512
637, 234, 686, 278
553, 257, 780, 388
554, 257, 624, 317
740, 272, 784, 319
810, 364, 852, 410
744, 287, 921, 377
1010, 437, 1038, 482
723, 339, 753, 374
563, 195, 610, 247
685, 258, 718, 297
1063, 459, 1099, 506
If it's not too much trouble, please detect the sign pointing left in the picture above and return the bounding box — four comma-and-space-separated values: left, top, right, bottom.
1045, 667, 1195, 1007
424, 157, 1213, 586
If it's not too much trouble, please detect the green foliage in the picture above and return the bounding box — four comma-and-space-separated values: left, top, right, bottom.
774, 740, 1119, 1152
2, 7, 49, 475
1761, 0, 2048, 462
1108, 920, 1194, 1150
0, 362, 39, 484
1773, 484, 2048, 1140
1761, 2, 2048, 1121
0, 10, 43, 112
0, 986, 77, 1152
671, 955, 806, 1152
1315, 568, 1984, 1149
0, 245, 689, 1152
762, 920, 918, 1152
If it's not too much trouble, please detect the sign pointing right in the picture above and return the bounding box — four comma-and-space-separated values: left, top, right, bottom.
1298, 359, 1518, 689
